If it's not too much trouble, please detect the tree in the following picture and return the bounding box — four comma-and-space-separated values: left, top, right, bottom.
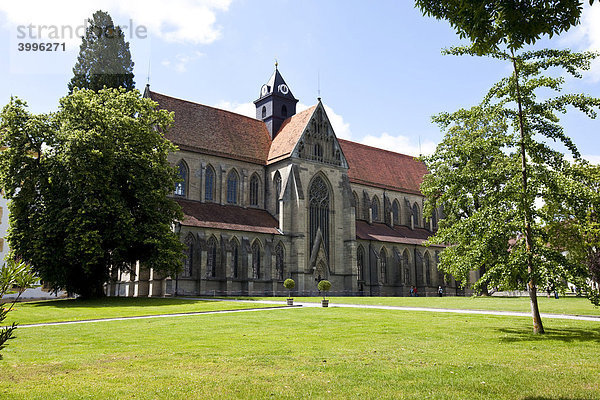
0, 88, 184, 298
0, 258, 37, 359
68, 10, 135, 94
417, 0, 599, 334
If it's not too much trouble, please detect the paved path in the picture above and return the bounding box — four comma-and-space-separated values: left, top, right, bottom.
187, 298, 600, 322
10, 298, 600, 328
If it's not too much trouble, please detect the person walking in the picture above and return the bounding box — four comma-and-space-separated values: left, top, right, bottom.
438, 286, 443, 297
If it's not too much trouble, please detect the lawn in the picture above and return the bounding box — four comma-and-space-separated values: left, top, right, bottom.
1, 301, 599, 399
2, 297, 281, 325
238, 295, 600, 316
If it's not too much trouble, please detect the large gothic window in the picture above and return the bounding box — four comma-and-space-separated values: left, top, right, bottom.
205, 165, 215, 201
231, 239, 239, 279
372, 196, 380, 222
412, 203, 420, 227
275, 243, 284, 281
252, 241, 261, 279
183, 234, 194, 277
392, 200, 400, 225
309, 176, 330, 255
227, 170, 239, 204
250, 174, 260, 206
425, 252, 431, 286
403, 249, 410, 284
357, 246, 365, 282
175, 161, 188, 197
274, 172, 282, 216
207, 237, 217, 278
380, 248, 387, 284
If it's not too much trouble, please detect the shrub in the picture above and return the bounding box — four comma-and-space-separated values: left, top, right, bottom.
317, 280, 331, 300
284, 278, 295, 298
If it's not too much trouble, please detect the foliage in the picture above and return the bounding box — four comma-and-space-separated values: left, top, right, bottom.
415, 0, 596, 54
68, 10, 135, 93
283, 279, 295, 290
544, 161, 600, 305
317, 280, 331, 300
0, 88, 184, 298
0, 258, 37, 359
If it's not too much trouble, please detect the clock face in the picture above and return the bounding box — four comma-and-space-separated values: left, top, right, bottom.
278, 84, 289, 95
261, 85, 269, 96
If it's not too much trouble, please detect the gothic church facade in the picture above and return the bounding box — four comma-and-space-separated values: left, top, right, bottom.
109, 67, 471, 297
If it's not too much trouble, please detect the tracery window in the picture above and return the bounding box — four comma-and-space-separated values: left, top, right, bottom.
175, 161, 188, 197
227, 170, 239, 204
309, 176, 330, 255
372, 196, 380, 222
207, 237, 217, 278
250, 174, 260, 206
275, 243, 284, 281
357, 246, 365, 282
252, 241, 261, 279
205, 165, 215, 201
380, 248, 387, 284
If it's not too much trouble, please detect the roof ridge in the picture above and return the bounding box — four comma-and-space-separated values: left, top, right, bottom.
149, 90, 265, 124
338, 138, 421, 160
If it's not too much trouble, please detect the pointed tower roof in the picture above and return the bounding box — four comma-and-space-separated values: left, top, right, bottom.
256, 64, 298, 101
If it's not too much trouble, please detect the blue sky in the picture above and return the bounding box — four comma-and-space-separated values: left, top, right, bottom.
1, 0, 599, 161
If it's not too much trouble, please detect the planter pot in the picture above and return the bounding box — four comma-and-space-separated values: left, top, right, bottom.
321, 299, 329, 307
287, 298, 294, 306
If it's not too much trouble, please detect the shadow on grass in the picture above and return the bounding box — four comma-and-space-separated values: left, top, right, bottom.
497, 327, 600, 344
23, 297, 211, 309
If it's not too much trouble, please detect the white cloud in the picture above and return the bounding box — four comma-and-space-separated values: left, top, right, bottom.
360, 132, 437, 157
213, 101, 256, 118
0, 0, 231, 48
562, 4, 600, 81
297, 102, 352, 139
161, 51, 204, 73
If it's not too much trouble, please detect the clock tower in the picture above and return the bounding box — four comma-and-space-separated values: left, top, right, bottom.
254, 63, 298, 139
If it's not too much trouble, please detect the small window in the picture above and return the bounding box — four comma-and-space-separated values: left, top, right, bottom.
372, 196, 380, 222
281, 104, 288, 118
262, 106, 266, 119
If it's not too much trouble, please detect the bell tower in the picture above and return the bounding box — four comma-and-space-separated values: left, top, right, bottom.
254, 63, 298, 139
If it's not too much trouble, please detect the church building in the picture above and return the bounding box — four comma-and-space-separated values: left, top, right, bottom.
109, 66, 471, 297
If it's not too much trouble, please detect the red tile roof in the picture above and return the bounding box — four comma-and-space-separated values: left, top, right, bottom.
176, 199, 281, 235
267, 105, 316, 164
339, 139, 428, 195
148, 90, 272, 165
356, 220, 443, 247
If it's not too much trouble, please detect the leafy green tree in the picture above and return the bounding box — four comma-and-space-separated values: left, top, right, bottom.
0, 258, 37, 359
417, 0, 599, 334
68, 10, 135, 94
0, 88, 183, 298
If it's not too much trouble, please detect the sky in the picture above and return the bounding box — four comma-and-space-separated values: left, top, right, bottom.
0, 0, 599, 162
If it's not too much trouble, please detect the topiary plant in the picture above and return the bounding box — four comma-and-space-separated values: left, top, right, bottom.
283, 278, 295, 299
317, 279, 331, 300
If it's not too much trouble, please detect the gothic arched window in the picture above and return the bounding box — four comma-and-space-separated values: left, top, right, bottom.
275, 242, 284, 281
357, 246, 365, 282
392, 200, 400, 225
380, 248, 387, 284
205, 165, 215, 202
309, 175, 330, 255
274, 172, 282, 216
207, 237, 217, 278
353, 191, 360, 219
183, 234, 194, 277
403, 249, 410, 284
250, 174, 260, 206
432, 209, 438, 230
261, 106, 266, 119
372, 196, 380, 222
425, 252, 431, 286
227, 170, 239, 204
175, 161, 188, 197
252, 241, 261, 279
231, 239, 239, 279
281, 104, 288, 118
412, 203, 420, 227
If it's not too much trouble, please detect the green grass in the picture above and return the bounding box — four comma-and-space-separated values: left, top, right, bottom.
2, 297, 280, 325
1, 306, 599, 399
237, 295, 600, 316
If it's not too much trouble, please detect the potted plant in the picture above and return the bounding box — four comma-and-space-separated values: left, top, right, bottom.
317, 280, 331, 307
283, 278, 295, 306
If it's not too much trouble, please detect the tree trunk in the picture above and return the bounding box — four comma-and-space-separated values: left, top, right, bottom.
511, 51, 544, 334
